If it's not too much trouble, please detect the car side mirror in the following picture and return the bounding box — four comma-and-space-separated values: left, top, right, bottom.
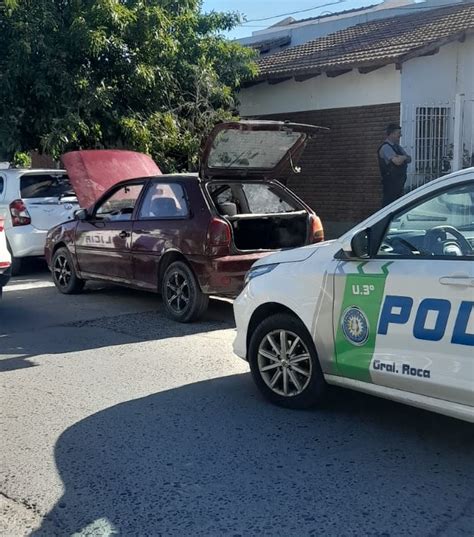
350, 228, 371, 258
74, 208, 88, 221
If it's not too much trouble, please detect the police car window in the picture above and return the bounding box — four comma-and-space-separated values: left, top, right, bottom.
95, 184, 144, 221
378, 183, 474, 257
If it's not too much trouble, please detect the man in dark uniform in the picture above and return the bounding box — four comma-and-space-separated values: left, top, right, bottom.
378, 123, 412, 207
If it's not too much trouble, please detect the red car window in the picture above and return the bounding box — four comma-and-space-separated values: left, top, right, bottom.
139, 183, 188, 219
95, 183, 144, 221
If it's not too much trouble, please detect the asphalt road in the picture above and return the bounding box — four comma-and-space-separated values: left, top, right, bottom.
1, 262, 473, 537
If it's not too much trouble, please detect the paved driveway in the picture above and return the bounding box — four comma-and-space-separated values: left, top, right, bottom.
1, 263, 473, 536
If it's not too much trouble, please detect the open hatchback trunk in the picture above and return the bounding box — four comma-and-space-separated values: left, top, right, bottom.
201, 120, 327, 181
230, 212, 310, 251
207, 181, 318, 251
202, 120, 327, 251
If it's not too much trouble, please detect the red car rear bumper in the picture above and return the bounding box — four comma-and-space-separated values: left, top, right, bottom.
191, 252, 273, 297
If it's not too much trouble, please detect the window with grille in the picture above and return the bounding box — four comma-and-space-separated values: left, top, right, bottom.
414, 107, 451, 181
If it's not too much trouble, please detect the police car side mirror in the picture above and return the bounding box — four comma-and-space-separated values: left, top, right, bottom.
74, 208, 88, 221
350, 228, 371, 258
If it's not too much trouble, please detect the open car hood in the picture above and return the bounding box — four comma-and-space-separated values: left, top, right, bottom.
200, 120, 328, 181
62, 150, 161, 208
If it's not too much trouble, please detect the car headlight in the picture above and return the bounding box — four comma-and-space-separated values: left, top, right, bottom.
244, 263, 279, 285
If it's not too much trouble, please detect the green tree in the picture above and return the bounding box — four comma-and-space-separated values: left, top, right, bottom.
0, 0, 256, 171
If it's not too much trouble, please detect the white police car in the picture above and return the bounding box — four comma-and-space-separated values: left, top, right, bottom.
233, 168, 474, 422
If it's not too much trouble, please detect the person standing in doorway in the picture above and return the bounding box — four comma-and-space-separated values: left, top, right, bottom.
378, 123, 412, 206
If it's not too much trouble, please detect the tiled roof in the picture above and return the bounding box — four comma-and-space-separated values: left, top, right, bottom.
253, 3, 474, 83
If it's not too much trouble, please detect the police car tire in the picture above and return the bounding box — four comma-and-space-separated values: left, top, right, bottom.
161, 261, 209, 323
249, 313, 326, 409
52, 247, 85, 294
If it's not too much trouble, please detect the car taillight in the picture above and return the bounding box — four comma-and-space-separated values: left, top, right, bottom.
309, 215, 324, 244
9, 199, 31, 227
207, 217, 232, 253
0, 217, 4, 232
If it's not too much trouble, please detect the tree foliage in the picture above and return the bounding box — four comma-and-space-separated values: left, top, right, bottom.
0, 0, 256, 171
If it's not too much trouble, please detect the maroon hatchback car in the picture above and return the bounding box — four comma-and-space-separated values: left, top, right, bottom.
45, 120, 326, 322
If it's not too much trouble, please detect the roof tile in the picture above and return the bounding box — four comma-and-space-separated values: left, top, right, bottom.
254, 3, 474, 81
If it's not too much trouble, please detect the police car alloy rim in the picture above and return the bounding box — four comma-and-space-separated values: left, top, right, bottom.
53, 254, 72, 288
165, 270, 191, 314
257, 329, 313, 397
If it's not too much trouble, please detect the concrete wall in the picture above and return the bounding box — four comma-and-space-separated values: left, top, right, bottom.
238, 66, 401, 116
401, 35, 474, 178
401, 34, 474, 105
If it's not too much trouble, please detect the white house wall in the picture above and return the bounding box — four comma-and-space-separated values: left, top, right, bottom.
237, 66, 401, 116
401, 34, 474, 105
401, 35, 474, 179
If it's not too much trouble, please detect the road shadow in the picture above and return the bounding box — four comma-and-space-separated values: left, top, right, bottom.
0, 287, 234, 371
0, 356, 39, 372
32, 375, 474, 537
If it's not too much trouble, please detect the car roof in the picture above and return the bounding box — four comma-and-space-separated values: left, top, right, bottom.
98, 173, 200, 194
158, 173, 199, 181
414, 167, 473, 192
1, 168, 67, 176
120, 173, 200, 183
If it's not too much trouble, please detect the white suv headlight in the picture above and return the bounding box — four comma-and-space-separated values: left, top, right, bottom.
244, 263, 279, 285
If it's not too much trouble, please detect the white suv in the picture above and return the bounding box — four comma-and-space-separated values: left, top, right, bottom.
0, 169, 79, 274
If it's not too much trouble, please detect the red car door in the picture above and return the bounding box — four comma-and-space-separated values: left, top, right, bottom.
75, 182, 145, 283
131, 181, 192, 290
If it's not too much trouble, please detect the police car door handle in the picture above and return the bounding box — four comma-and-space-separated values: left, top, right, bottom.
119, 230, 130, 239
439, 275, 474, 287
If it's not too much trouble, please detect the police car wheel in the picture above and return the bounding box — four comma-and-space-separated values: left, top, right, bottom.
249, 313, 326, 409
52, 247, 85, 294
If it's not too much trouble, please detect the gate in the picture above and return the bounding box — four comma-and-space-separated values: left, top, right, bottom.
401, 94, 473, 192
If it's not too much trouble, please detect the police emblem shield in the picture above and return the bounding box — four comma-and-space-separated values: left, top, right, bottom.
341, 306, 370, 346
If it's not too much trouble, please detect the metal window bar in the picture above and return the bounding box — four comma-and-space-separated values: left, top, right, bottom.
405, 106, 451, 191
403, 98, 474, 192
